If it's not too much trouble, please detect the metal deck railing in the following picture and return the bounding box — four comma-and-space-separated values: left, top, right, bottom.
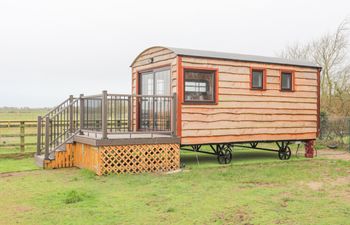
36, 91, 177, 159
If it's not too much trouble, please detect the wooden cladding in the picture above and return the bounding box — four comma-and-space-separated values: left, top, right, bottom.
179, 56, 319, 144
130, 47, 320, 145
131, 47, 178, 132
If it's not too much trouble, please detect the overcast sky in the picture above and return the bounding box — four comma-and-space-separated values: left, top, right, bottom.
0, 0, 349, 107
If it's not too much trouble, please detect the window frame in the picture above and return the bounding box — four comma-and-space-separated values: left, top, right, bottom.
183, 67, 218, 105
280, 70, 295, 92
250, 68, 266, 90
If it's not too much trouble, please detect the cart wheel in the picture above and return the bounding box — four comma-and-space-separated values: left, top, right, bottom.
217, 147, 232, 164
278, 146, 291, 160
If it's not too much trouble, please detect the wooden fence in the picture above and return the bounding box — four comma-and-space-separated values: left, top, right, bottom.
0, 120, 37, 153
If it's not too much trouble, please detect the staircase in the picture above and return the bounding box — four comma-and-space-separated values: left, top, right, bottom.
35, 95, 81, 166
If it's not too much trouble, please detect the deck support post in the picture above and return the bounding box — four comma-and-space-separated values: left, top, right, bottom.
102, 90, 108, 140
305, 140, 315, 158
79, 94, 84, 135
36, 116, 42, 155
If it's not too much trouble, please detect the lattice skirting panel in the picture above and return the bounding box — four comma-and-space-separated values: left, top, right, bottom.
99, 144, 180, 175
44, 143, 180, 175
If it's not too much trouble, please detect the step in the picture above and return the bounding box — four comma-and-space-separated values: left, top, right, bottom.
56, 145, 66, 151
34, 154, 45, 168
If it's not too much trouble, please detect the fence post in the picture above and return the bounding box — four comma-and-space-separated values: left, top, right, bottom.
37, 116, 42, 155
44, 117, 50, 160
20, 121, 25, 152
102, 90, 108, 139
69, 95, 73, 133
79, 94, 84, 135
172, 93, 177, 137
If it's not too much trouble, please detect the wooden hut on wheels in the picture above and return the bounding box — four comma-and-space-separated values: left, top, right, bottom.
35, 46, 321, 175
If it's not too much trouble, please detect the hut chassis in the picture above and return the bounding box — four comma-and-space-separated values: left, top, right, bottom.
181, 140, 298, 164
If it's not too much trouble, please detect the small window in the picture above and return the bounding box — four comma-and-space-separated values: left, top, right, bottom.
251, 69, 264, 90
184, 70, 215, 103
281, 72, 293, 91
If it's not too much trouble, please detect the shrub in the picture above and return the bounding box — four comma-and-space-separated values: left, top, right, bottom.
64, 190, 84, 204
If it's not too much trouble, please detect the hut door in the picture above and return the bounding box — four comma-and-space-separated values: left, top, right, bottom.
139, 68, 170, 131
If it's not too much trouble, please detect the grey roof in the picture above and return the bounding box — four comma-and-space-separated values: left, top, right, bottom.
167, 47, 321, 69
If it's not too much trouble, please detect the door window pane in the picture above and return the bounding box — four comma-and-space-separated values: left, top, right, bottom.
155, 70, 170, 95
141, 73, 154, 95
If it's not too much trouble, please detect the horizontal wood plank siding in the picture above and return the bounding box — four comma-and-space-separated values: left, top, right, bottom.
131, 47, 178, 131
180, 56, 318, 144
182, 133, 316, 145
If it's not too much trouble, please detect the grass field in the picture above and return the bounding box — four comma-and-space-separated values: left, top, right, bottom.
1, 109, 350, 224
0, 108, 49, 121
1, 150, 350, 225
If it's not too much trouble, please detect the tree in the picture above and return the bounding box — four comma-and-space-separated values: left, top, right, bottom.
279, 19, 350, 116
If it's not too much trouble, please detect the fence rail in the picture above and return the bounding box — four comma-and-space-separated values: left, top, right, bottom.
0, 120, 38, 153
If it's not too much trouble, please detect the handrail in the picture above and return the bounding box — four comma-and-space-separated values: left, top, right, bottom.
42, 98, 71, 118
50, 98, 80, 119
81, 94, 103, 99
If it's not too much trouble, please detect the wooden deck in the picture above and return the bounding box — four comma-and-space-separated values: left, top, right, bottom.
73, 132, 180, 146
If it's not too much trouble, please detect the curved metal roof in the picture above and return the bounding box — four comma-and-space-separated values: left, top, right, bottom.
131, 46, 321, 69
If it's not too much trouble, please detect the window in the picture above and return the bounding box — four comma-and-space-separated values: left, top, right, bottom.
251, 69, 265, 90
281, 72, 293, 91
184, 70, 215, 103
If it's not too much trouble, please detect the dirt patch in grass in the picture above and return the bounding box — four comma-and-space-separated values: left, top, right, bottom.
317, 149, 350, 161
305, 175, 350, 191
307, 181, 324, 191
0, 153, 34, 159
209, 208, 253, 225
14, 205, 33, 213
0, 170, 40, 178
329, 175, 350, 186
240, 181, 276, 187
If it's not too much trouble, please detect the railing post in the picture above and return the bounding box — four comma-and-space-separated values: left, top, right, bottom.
102, 90, 108, 139
36, 116, 42, 155
20, 121, 25, 152
44, 117, 50, 160
79, 94, 84, 135
172, 93, 177, 137
152, 96, 155, 131
128, 95, 132, 132
69, 95, 73, 133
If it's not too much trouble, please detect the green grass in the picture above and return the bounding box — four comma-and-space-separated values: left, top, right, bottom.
1, 150, 350, 225
0, 157, 39, 173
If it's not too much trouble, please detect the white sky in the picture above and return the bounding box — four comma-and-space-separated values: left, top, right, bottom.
0, 0, 349, 107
